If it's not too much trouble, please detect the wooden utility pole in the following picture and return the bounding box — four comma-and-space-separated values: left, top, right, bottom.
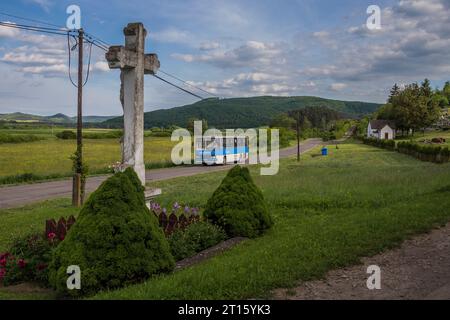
72, 28, 84, 207
296, 115, 300, 162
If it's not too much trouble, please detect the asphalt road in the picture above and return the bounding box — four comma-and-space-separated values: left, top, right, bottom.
0, 138, 322, 209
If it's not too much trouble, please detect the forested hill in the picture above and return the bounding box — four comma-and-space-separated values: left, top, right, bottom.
103, 96, 380, 129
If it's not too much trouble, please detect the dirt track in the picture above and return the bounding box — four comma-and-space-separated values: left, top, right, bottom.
0, 139, 322, 209
273, 223, 450, 300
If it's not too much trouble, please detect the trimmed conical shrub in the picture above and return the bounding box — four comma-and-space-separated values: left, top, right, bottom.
48, 168, 174, 297
204, 166, 272, 238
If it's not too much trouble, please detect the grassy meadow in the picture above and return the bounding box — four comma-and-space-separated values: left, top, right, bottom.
1, 140, 449, 299
408, 130, 450, 146
0, 127, 176, 183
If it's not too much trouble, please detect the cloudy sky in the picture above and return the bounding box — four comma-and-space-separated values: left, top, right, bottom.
0, 0, 449, 116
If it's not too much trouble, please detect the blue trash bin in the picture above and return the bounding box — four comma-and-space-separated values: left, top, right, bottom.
321, 147, 328, 156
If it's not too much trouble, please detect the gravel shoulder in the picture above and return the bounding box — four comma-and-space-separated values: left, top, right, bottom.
273, 223, 450, 300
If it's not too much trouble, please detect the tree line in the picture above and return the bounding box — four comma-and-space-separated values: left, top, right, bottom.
375, 79, 449, 135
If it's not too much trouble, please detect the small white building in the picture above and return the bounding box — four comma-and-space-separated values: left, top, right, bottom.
367, 120, 396, 140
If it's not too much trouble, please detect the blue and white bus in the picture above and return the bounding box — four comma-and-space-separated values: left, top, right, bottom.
195, 135, 249, 165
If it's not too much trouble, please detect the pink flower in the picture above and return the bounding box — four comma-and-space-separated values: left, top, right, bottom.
47, 232, 56, 240
18, 259, 26, 269
0, 268, 6, 280
0, 258, 6, 267
0, 252, 10, 261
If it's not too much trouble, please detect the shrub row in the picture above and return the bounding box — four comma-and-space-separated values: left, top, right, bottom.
397, 141, 450, 163
362, 137, 396, 150
0, 133, 43, 144
362, 137, 450, 163
56, 130, 123, 140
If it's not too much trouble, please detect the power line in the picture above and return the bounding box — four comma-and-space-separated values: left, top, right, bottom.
77, 32, 219, 99
0, 15, 208, 100
0, 11, 65, 29
72, 31, 220, 99
159, 69, 218, 98
0, 21, 65, 32
0, 21, 107, 54
0, 21, 73, 36
153, 74, 204, 100
67, 32, 93, 88
84, 32, 111, 48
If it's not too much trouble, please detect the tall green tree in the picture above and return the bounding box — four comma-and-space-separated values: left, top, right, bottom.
443, 81, 450, 101
388, 83, 400, 103
420, 78, 432, 98
187, 118, 208, 133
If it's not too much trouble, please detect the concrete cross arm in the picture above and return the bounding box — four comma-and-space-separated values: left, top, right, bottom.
105, 46, 136, 69
144, 53, 160, 75
105, 47, 160, 74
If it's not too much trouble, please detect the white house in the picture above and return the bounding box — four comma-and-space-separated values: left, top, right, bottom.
367, 120, 396, 140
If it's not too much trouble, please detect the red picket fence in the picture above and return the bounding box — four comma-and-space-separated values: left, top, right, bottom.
45, 216, 76, 241
44, 211, 198, 240
154, 212, 200, 236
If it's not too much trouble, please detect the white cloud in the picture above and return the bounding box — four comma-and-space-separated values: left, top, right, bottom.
92, 61, 110, 72
20, 64, 67, 75
0, 27, 108, 78
172, 40, 284, 69
304, 0, 450, 99
28, 0, 53, 12
329, 83, 347, 91
2, 51, 65, 65
199, 41, 220, 51
0, 23, 20, 38
150, 28, 192, 44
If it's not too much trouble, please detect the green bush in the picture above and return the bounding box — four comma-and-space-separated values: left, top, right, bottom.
0, 133, 42, 144
55, 130, 76, 140
148, 131, 172, 137
362, 137, 396, 150
168, 222, 227, 261
83, 130, 122, 139
204, 166, 272, 238
396, 140, 449, 163
48, 168, 174, 297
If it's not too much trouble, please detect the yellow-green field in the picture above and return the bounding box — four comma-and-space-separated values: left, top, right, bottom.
0, 128, 176, 179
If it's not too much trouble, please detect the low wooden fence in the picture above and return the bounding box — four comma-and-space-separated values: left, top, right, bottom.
154, 212, 201, 236
45, 216, 76, 241
44, 212, 200, 239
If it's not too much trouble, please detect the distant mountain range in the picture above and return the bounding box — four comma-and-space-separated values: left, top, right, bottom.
2, 96, 381, 128
0, 112, 116, 123
104, 96, 381, 129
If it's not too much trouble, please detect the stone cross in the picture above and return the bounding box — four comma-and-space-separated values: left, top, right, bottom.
105, 22, 160, 185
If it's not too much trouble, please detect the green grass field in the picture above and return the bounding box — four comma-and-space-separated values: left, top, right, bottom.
0, 128, 176, 181
1, 140, 449, 299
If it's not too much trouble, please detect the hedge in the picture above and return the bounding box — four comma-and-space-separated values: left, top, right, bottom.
0, 133, 43, 144
362, 137, 450, 163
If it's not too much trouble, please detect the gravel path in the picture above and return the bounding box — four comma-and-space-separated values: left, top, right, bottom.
273, 223, 450, 300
